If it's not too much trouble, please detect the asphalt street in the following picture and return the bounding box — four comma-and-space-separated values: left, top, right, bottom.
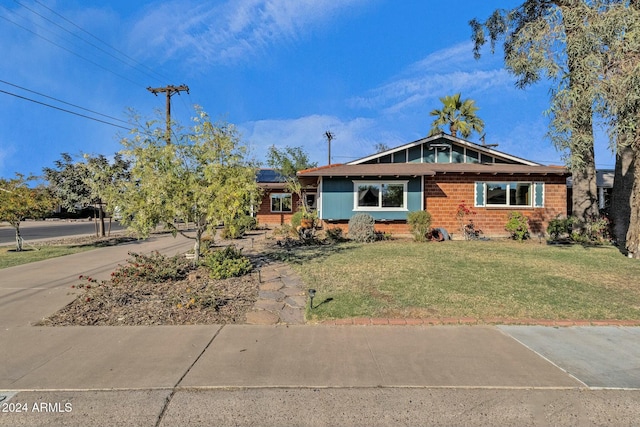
0, 220, 125, 246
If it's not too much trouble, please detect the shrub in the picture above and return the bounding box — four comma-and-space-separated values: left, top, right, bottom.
348, 213, 376, 243
325, 227, 344, 243
110, 251, 192, 285
407, 211, 432, 242
547, 216, 575, 240
202, 246, 253, 279
221, 215, 257, 239
290, 211, 304, 229
505, 212, 530, 241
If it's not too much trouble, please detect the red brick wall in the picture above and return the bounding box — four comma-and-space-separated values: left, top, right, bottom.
321, 174, 568, 238
425, 174, 567, 238
256, 191, 301, 226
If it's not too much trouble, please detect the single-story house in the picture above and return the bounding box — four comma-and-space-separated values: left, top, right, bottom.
291, 133, 569, 238
255, 169, 317, 225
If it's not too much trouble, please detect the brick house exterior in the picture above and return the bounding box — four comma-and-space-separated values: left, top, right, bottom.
296, 134, 569, 238
255, 169, 315, 226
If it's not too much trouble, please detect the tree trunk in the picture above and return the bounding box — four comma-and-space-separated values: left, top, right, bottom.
563, 6, 599, 227
193, 227, 203, 265
626, 148, 640, 258
98, 203, 105, 237
14, 222, 23, 252
611, 144, 634, 252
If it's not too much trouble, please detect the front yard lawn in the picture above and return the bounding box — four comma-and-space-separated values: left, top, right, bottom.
271, 240, 640, 322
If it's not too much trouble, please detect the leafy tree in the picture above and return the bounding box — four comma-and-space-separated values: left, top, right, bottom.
43, 153, 92, 214
470, 0, 601, 227
114, 107, 261, 263
428, 93, 485, 138
596, 0, 640, 256
0, 174, 55, 251
84, 153, 131, 236
266, 145, 317, 214
44, 153, 130, 237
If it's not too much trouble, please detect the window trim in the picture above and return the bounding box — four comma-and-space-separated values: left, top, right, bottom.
270, 192, 293, 213
352, 180, 408, 211
476, 181, 543, 208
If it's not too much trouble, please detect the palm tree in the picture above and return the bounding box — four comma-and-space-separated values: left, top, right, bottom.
429, 93, 484, 138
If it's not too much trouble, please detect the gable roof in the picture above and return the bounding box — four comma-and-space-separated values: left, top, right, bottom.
348, 133, 542, 166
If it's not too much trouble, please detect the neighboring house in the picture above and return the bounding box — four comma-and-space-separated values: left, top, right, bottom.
255, 169, 318, 226
566, 169, 613, 213
297, 133, 569, 238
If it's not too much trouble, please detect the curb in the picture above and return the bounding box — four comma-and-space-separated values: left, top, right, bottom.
319, 318, 640, 327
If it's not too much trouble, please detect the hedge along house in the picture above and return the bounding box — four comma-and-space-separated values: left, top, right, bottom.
255, 169, 318, 226
297, 133, 569, 238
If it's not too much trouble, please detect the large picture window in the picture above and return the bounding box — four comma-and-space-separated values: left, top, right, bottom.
353, 181, 407, 210
270, 193, 292, 212
476, 182, 544, 208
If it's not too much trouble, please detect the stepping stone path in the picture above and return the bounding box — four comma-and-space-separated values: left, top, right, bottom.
244, 262, 307, 325
217, 231, 308, 325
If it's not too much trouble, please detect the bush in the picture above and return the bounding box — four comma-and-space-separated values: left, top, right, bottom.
407, 211, 432, 242
325, 227, 344, 243
348, 213, 376, 243
110, 251, 192, 285
290, 211, 304, 229
505, 212, 530, 241
547, 216, 575, 240
221, 215, 257, 239
202, 246, 253, 279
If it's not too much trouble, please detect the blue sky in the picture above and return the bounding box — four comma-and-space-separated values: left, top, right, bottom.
0, 0, 616, 179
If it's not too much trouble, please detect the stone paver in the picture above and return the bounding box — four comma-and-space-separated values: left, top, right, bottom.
229, 232, 308, 325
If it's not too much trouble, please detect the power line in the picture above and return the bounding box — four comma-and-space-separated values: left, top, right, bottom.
0, 12, 146, 88
13, 0, 171, 84
0, 88, 131, 131
0, 79, 129, 125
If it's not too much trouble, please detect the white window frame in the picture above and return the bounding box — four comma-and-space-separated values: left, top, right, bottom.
484, 182, 533, 208
352, 180, 408, 211
270, 193, 293, 213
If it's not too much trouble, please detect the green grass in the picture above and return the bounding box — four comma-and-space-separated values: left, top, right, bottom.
269, 240, 640, 322
0, 245, 95, 269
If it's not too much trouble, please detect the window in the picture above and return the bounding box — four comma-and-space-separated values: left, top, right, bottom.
353, 181, 407, 210
476, 182, 544, 208
270, 193, 292, 212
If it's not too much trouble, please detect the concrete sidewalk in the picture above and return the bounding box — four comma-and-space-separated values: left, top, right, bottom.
1, 235, 640, 426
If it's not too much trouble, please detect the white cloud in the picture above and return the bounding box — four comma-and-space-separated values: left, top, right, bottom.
349, 42, 515, 114
240, 114, 402, 165
128, 0, 369, 67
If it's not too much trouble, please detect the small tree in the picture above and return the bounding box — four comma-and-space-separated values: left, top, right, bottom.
114, 107, 261, 263
266, 145, 317, 215
0, 174, 55, 251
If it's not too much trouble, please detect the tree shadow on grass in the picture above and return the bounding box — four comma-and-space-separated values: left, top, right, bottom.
262, 240, 360, 265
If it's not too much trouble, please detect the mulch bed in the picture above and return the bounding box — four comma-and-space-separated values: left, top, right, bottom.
38, 267, 259, 326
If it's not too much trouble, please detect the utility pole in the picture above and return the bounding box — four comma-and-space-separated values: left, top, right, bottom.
324, 130, 334, 165
147, 84, 189, 143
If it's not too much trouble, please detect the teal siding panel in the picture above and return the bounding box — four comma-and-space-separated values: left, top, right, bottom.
321, 178, 354, 220
321, 177, 422, 221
